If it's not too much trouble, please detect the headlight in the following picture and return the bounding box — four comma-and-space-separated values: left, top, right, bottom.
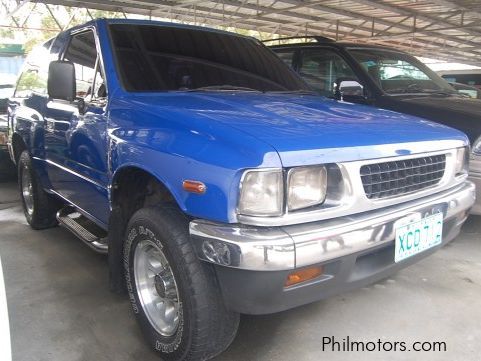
473, 136, 481, 156
287, 166, 327, 211
238, 169, 283, 216
455, 146, 469, 175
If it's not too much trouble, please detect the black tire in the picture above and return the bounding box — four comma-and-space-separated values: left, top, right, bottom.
124, 206, 240, 361
18, 150, 59, 229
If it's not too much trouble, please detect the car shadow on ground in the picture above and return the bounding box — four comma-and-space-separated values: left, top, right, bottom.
1, 177, 480, 361
0, 162, 16, 183
216, 303, 327, 360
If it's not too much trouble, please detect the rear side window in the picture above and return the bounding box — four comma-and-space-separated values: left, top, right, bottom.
299, 49, 358, 97
274, 49, 296, 68
109, 24, 308, 92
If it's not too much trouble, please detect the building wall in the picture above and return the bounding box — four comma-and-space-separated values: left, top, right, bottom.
0, 55, 25, 79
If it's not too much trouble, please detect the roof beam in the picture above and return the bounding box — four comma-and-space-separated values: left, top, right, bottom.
214, 0, 330, 27
349, 0, 481, 37
274, 0, 481, 56
431, 0, 481, 20
278, 0, 481, 42
155, 2, 481, 62
32, 0, 156, 11
2, 0, 30, 19
24, 0, 481, 65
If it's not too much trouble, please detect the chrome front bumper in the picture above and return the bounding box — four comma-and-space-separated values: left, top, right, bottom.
469, 156, 481, 215
190, 181, 475, 271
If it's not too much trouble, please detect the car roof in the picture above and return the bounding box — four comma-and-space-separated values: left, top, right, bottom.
268, 39, 405, 53
66, 18, 252, 40
438, 69, 481, 75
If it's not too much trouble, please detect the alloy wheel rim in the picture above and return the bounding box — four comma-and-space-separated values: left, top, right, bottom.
133, 239, 180, 337
21, 165, 34, 216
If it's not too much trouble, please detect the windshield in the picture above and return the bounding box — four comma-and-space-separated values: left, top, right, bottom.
109, 24, 309, 92
348, 48, 455, 95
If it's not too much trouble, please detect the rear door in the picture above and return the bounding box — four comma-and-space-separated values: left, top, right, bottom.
44, 27, 110, 226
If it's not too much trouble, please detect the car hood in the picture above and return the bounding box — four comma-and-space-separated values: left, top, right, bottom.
127, 92, 467, 166
380, 94, 481, 144
396, 94, 481, 117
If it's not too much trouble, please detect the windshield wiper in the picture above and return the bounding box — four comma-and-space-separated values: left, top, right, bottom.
186, 85, 262, 92
417, 89, 456, 96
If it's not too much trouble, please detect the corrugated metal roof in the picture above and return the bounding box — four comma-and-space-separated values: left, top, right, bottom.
8, 0, 481, 65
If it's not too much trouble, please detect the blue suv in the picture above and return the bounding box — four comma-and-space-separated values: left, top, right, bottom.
7, 20, 475, 360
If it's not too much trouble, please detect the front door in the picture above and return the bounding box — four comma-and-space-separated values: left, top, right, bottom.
44, 28, 110, 226
297, 47, 362, 98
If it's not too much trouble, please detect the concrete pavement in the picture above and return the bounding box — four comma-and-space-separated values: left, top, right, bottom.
1, 180, 480, 361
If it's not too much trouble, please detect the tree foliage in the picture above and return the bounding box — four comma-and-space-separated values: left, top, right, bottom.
3, 4, 125, 53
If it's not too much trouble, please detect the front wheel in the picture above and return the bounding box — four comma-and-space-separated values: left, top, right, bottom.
124, 206, 239, 360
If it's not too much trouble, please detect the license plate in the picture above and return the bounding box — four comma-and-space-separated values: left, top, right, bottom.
394, 212, 443, 263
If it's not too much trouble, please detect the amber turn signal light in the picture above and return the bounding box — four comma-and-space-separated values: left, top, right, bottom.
285, 266, 323, 287
183, 180, 207, 194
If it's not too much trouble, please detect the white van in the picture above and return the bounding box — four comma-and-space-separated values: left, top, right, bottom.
438, 69, 481, 89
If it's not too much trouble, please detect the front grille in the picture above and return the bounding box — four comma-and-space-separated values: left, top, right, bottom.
360, 154, 446, 199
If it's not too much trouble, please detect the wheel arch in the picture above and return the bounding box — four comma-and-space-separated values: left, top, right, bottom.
11, 132, 28, 164
108, 164, 187, 294
110, 164, 184, 216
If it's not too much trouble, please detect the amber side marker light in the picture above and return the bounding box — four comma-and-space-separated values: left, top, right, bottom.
285, 266, 323, 287
183, 180, 207, 194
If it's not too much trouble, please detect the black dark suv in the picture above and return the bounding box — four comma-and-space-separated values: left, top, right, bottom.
0, 85, 15, 178
269, 36, 481, 215
269, 37, 481, 140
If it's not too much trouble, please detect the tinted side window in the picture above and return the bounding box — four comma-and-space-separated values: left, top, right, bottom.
299, 49, 358, 96
14, 42, 51, 98
274, 49, 296, 68
64, 30, 99, 98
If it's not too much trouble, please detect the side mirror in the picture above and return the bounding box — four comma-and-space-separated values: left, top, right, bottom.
334, 78, 365, 102
48, 60, 76, 102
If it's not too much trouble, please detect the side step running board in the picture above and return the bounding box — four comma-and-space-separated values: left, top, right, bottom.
57, 207, 108, 254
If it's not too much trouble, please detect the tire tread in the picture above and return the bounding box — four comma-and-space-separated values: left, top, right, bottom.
125, 206, 239, 361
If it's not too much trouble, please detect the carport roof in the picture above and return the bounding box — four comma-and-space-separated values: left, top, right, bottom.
17, 0, 481, 66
